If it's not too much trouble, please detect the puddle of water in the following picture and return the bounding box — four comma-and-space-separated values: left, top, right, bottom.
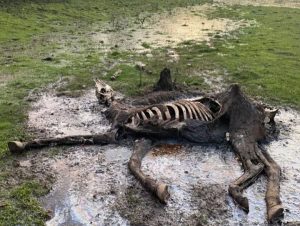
214, 0, 300, 9
42, 146, 131, 226
25, 89, 300, 225
93, 5, 249, 51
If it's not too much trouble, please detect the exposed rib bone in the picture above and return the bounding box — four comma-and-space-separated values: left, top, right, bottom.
146, 109, 155, 118
175, 103, 187, 120
184, 102, 199, 120
195, 102, 212, 121
189, 102, 206, 121
130, 117, 135, 126
178, 100, 193, 119
197, 102, 214, 121
136, 113, 141, 120
166, 103, 180, 120
195, 103, 209, 121
164, 109, 171, 120
151, 107, 163, 120
140, 111, 148, 120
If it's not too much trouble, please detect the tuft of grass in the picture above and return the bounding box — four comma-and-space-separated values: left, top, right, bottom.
141, 42, 151, 49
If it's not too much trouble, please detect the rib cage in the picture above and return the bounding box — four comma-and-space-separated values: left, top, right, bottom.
127, 99, 216, 126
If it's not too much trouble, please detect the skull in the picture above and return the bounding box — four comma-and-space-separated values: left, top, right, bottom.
95, 79, 115, 106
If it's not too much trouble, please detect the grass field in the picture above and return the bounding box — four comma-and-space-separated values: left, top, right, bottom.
0, 0, 299, 225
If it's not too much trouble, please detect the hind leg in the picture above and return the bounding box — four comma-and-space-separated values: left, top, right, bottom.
229, 159, 264, 212
255, 147, 283, 222
128, 138, 170, 203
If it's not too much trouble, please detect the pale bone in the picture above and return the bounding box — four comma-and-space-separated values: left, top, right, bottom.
178, 100, 194, 119
151, 107, 163, 120
197, 102, 213, 121
146, 109, 155, 118
185, 101, 199, 120
175, 103, 187, 120
95, 79, 115, 105
194, 102, 209, 121
166, 103, 180, 120
140, 111, 148, 120
189, 101, 206, 121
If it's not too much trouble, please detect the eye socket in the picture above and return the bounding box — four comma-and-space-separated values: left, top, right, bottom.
100, 88, 106, 93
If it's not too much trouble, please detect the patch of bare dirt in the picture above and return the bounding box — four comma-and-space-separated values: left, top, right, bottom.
93, 4, 251, 51
151, 144, 184, 156
214, 0, 300, 9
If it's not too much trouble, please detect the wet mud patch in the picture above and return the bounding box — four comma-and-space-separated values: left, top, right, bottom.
22, 89, 300, 225
93, 4, 250, 51
27, 90, 110, 137
191, 183, 231, 225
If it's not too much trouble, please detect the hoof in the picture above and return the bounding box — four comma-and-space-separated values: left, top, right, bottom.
229, 186, 249, 213
238, 196, 249, 213
8, 141, 25, 153
268, 204, 284, 223
156, 184, 170, 204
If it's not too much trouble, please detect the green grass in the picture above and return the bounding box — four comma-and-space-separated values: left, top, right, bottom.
206, 6, 300, 106
0, 0, 212, 44
0, 181, 50, 225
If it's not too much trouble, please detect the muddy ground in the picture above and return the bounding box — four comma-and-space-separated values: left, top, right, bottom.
14, 87, 300, 226
92, 4, 249, 52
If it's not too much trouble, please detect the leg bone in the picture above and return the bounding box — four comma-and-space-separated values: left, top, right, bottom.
229, 159, 264, 212
8, 132, 117, 153
128, 139, 170, 203
255, 147, 283, 222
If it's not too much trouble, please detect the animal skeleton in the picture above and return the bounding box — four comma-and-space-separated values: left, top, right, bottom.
8, 79, 283, 223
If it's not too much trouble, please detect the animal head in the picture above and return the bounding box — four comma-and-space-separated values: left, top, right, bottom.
95, 79, 115, 106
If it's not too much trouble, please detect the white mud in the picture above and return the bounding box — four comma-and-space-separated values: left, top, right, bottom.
21, 89, 300, 225
27, 90, 110, 137
93, 4, 250, 51
214, 0, 300, 9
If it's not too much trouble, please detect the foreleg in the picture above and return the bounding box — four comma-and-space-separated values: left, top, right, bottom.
8, 132, 117, 153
